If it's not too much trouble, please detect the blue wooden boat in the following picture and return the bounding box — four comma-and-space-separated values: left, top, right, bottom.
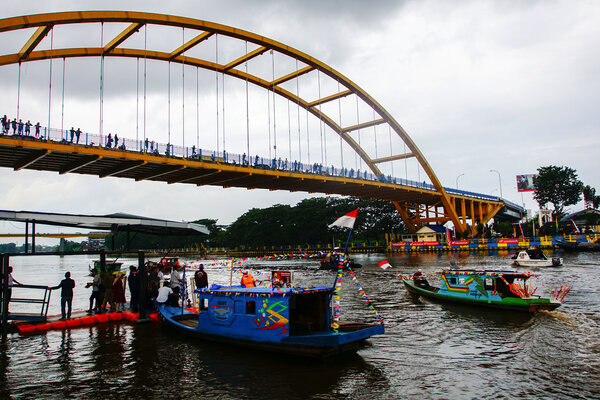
157, 284, 384, 359
402, 269, 564, 312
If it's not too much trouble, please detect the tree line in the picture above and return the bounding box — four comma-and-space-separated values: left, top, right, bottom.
107, 197, 407, 250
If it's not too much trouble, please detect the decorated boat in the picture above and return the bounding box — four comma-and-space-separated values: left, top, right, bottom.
511, 248, 562, 267
555, 238, 600, 252
90, 259, 123, 272
401, 269, 568, 312
157, 283, 384, 359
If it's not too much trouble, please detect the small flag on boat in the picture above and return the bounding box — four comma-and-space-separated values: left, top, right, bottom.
378, 260, 392, 270
328, 208, 358, 229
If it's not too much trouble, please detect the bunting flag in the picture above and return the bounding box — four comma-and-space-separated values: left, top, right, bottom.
378, 260, 392, 270
328, 208, 358, 229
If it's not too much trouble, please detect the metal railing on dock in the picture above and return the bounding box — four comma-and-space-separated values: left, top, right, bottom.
1, 284, 52, 322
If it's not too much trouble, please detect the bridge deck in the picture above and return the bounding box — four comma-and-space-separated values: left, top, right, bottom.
0, 136, 500, 208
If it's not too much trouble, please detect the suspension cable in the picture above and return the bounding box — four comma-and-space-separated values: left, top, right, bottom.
99, 23, 104, 143
16, 62, 21, 122
306, 98, 311, 165
196, 67, 199, 149
355, 96, 361, 171
295, 59, 301, 163
48, 27, 54, 133
317, 69, 324, 165
404, 142, 408, 182
61, 57, 65, 136
271, 50, 277, 160
373, 109, 378, 159
168, 61, 171, 146
215, 34, 219, 153
222, 58, 225, 154
287, 99, 291, 164
337, 79, 343, 169
245, 41, 250, 161
136, 57, 139, 149
267, 55, 272, 160
388, 125, 393, 176
144, 25, 147, 146
182, 27, 185, 152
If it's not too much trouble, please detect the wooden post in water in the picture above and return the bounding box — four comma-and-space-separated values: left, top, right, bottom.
1, 254, 9, 337
32, 222, 36, 254
100, 250, 106, 272
24, 220, 29, 254
137, 251, 148, 320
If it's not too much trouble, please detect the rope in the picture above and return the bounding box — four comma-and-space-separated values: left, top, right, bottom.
288, 99, 291, 164
317, 70, 324, 165
373, 109, 378, 159
222, 56, 225, 154
388, 125, 393, 176
355, 96, 361, 171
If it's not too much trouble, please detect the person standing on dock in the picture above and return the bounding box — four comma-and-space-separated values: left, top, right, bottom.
1, 266, 22, 313
52, 272, 75, 320
128, 266, 139, 312
102, 268, 116, 312
112, 273, 126, 313
86, 269, 101, 313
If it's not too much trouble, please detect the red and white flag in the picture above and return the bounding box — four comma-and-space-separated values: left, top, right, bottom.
328, 208, 358, 229
378, 260, 392, 270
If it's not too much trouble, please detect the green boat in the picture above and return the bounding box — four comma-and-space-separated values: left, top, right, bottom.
402, 269, 567, 312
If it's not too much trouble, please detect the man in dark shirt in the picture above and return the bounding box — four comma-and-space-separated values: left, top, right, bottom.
194, 265, 208, 289
52, 272, 76, 320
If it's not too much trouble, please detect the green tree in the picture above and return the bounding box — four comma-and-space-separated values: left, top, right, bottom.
583, 185, 600, 209
533, 165, 583, 220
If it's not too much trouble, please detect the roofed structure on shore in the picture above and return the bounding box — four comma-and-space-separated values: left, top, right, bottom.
0, 210, 209, 235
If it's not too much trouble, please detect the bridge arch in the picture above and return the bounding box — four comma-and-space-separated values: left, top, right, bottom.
0, 11, 490, 232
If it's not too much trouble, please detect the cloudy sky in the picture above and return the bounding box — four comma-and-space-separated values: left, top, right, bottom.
1, 0, 599, 243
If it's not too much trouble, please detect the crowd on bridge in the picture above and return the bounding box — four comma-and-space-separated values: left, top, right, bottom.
2, 113, 453, 193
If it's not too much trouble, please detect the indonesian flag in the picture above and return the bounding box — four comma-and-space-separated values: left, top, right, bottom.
329, 208, 358, 229
378, 260, 392, 270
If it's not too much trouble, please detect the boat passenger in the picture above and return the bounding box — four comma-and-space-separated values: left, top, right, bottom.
156, 281, 173, 305
167, 286, 180, 307
241, 271, 256, 287
413, 269, 430, 289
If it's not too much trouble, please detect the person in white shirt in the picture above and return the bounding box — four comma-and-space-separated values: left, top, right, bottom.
156, 282, 173, 305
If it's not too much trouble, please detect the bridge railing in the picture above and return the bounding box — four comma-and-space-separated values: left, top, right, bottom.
2, 123, 517, 208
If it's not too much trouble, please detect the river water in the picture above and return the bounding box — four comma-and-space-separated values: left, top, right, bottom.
1, 250, 598, 399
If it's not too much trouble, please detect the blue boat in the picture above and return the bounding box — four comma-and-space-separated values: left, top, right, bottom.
157, 284, 384, 359
402, 269, 566, 312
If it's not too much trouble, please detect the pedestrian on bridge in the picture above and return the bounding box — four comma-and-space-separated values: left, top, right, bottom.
52, 272, 75, 320
35, 122, 41, 137
17, 119, 24, 135
1, 115, 7, 133
11, 118, 17, 134
75, 128, 81, 143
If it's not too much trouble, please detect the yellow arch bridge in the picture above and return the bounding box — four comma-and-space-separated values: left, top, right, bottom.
0, 12, 523, 234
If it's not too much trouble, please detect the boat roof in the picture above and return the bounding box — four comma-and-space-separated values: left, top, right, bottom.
198, 284, 332, 295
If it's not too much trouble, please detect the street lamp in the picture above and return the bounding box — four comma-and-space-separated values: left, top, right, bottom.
490, 169, 503, 198
456, 173, 465, 189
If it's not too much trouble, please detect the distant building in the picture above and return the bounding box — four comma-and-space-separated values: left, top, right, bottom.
88, 233, 106, 250
401, 224, 447, 243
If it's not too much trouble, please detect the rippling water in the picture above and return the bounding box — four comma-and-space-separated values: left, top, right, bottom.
1, 251, 599, 399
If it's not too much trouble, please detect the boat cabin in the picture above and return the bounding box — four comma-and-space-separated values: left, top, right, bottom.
196, 285, 332, 338
440, 270, 534, 299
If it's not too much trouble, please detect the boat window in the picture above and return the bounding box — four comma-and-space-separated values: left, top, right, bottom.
246, 300, 256, 314
449, 277, 457, 285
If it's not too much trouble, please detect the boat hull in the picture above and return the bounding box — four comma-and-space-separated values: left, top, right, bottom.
513, 258, 562, 267
402, 279, 560, 312
157, 305, 383, 359
556, 241, 600, 252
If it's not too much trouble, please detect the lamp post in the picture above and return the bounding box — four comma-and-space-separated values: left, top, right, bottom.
456, 173, 464, 189
490, 169, 503, 198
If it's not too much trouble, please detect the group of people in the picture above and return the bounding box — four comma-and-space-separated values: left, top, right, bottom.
1, 115, 41, 137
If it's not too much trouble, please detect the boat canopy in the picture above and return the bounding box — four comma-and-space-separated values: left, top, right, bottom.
199, 284, 333, 295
